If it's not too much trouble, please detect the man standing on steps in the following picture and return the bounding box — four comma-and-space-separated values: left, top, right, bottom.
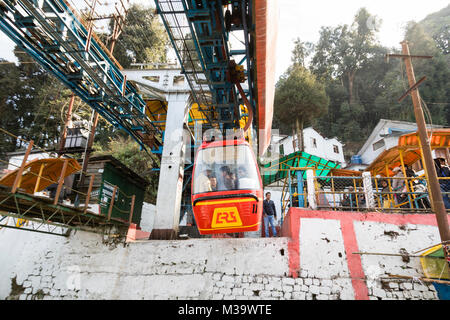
263, 192, 277, 237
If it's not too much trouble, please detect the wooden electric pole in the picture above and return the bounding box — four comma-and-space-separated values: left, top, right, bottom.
389, 41, 450, 270
75, 0, 129, 205
58, 94, 75, 154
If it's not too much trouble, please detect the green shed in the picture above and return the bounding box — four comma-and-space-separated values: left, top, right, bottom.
75, 155, 148, 225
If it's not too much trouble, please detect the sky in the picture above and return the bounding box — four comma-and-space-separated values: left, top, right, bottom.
0, 0, 448, 81
274, 0, 449, 79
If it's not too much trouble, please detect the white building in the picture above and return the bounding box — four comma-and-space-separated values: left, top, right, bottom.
6, 150, 54, 172
346, 119, 443, 171
271, 127, 346, 166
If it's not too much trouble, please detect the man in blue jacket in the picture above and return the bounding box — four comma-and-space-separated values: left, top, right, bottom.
263, 192, 277, 237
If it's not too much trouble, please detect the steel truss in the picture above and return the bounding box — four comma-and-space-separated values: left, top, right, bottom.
0, 186, 129, 236
155, 0, 256, 129
0, 0, 162, 151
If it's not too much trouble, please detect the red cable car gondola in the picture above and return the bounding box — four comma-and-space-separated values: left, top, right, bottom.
191, 138, 263, 235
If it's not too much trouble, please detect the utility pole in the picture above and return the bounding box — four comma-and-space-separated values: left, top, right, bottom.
75, 0, 129, 204
389, 41, 450, 271
58, 94, 75, 154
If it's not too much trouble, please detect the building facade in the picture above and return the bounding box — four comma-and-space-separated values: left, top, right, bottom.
271, 127, 346, 166
346, 119, 443, 171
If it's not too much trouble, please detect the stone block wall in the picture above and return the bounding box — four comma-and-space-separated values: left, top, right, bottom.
0, 208, 447, 300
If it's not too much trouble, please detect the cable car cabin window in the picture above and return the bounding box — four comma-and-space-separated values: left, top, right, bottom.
193, 145, 261, 194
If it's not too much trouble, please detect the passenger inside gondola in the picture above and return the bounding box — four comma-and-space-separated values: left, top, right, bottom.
195, 168, 213, 193
209, 175, 218, 191
193, 144, 262, 194
220, 166, 237, 190
237, 166, 259, 190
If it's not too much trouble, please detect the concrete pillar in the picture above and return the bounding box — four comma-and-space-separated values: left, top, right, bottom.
194, 120, 202, 150
150, 93, 190, 239
306, 169, 317, 210
362, 172, 375, 210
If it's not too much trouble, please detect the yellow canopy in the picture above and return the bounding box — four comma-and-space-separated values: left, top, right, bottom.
145, 101, 211, 131
367, 129, 450, 177
0, 158, 81, 194
145, 100, 167, 130
420, 244, 449, 280
366, 146, 422, 177
399, 129, 450, 149
330, 168, 362, 177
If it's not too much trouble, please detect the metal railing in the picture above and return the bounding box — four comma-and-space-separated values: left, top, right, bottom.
279, 169, 450, 218
0, 129, 137, 224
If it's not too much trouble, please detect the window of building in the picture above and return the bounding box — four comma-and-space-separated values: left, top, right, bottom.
311, 138, 317, 149
279, 144, 285, 156
372, 139, 385, 151
173, 76, 185, 86
333, 145, 339, 154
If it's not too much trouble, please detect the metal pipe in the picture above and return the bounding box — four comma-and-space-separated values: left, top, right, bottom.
235, 81, 253, 134
12, 141, 34, 194
53, 159, 68, 205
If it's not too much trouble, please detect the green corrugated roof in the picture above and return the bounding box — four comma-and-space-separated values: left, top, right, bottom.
261, 151, 341, 186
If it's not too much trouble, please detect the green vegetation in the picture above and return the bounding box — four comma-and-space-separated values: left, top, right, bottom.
273, 6, 450, 158
0, 5, 167, 194
93, 136, 160, 203
107, 4, 169, 68
274, 64, 329, 151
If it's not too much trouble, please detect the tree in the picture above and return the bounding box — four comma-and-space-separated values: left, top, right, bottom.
403, 22, 450, 126
420, 4, 450, 55
274, 64, 329, 151
433, 24, 450, 55
0, 59, 22, 157
311, 8, 382, 105
93, 135, 160, 203
309, 8, 393, 156
291, 38, 314, 68
110, 4, 170, 68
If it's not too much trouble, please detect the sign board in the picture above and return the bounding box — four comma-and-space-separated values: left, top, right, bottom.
100, 181, 119, 207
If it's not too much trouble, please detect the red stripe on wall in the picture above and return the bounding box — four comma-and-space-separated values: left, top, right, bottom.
286, 210, 445, 227
281, 209, 449, 300
340, 217, 369, 300
281, 210, 300, 278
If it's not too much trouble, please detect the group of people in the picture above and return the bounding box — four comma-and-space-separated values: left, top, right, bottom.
378, 165, 418, 209
380, 158, 450, 209
340, 186, 366, 210
195, 165, 257, 193
195, 167, 231, 193
434, 157, 450, 209
342, 157, 450, 210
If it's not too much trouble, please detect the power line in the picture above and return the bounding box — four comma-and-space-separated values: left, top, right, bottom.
424, 102, 450, 105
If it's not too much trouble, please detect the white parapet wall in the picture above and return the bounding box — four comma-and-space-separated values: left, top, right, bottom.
0, 227, 289, 300
0, 208, 446, 300
282, 209, 445, 300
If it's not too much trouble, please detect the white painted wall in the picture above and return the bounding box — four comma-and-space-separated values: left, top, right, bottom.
0, 228, 289, 300
7, 152, 53, 171
0, 212, 441, 300
354, 221, 441, 278
139, 202, 156, 233
303, 128, 345, 165
360, 135, 401, 166
272, 128, 346, 166
356, 119, 443, 166
299, 218, 355, 300
295, 216, 441, 300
